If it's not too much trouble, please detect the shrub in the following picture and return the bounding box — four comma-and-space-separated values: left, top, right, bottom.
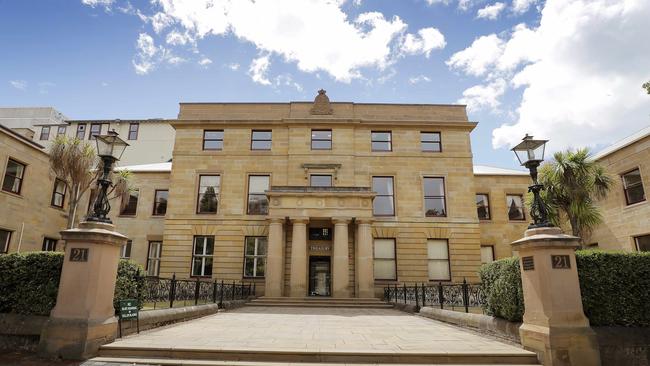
576, 250, 650, 327
0, 251, 145, 316
0, 252, 64, 315
479, 257, 524, 322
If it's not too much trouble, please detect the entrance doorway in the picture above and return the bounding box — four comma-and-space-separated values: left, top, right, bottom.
308, 256, 331, 296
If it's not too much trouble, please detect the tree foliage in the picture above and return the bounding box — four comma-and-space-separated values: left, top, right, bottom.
537, 148, 612, 242
643, 81, 650, 94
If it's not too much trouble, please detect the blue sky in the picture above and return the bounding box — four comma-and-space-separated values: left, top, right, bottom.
1, 0, 648, 169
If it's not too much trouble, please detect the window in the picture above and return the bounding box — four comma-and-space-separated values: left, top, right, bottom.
89, 123, 102, 140
1, 229, 12, 253
152, 190, 168, 216
197, 175, 220, 213
146, 241, 162, 276
310, 175, 332, 187
481, 245, 495, 264
635, 235, 650, 252
51, 179, 67, 208
427, 239, 450, 281
373, 239, 396, 280
371, 131, 392, 151
120, 240, 132, 259
251, 130, 272, 150
622, 168, 645, 205
128, 123, 139, 140
57, 125, 66, 136
424, 177, 446, 217
42, 237, 57, 252
192, 236, 214, 276
40, 126, 50, 140
203, 130, 224, 150
120, 189, 139, 216
244, 237, 267, 278
507, 194, 525, 220
476, 194, 490, 220
421, 132, 441, 152
2, 159, 26, 195
247, 175, 269, 215
372, 176, 395, 216
311, 129, 332, 150
76, 124, 86, 139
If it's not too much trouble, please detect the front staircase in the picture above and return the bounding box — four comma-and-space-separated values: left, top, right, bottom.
245, 296, 394, 308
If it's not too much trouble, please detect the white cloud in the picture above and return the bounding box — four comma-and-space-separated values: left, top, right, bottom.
447, 0, 650, 152
132, 33, 158, 75
477, 2, 506, 20
408, 75, 432, 84
198, 57, 212, 66
149, 12, 174, 34
275, 74, 303, 91
426, 0, 477, 11
401, 27, 446, 57
81, 0, 114, 9
512, 0, 537, 14
226, 63, 240, 71
166, 30, 191, 45
9, 80, 27, 90
38, 82, 55, 94
248, 55, 272, 85
101, 81, 109, 87
459, 78, 506, 113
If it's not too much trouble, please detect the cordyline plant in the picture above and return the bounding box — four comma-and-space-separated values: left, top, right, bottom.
537, 148, 613, 243
49, 136, 131, 229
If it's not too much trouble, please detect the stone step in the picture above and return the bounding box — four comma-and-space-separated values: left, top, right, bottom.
89, 356, 540, 366
97, 346, 540, 365
245, 302, 395, 308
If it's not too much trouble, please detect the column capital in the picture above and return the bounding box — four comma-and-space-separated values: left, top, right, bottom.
290, 216, 310, 224
332, 217, 352, 225
355, 217, 374, 225
267, 217, 286, 224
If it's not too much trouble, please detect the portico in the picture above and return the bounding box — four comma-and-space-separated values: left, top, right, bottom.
264, 186, 375, 298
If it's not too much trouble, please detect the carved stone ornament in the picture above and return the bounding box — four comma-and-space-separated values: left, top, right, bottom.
310, 89, 333, 115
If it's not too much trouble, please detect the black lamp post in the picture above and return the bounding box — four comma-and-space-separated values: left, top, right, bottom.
87, 130, 129, 224
511, 134, 552, 229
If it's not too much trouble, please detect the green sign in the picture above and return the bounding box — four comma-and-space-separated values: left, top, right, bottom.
119, 299, 139, 320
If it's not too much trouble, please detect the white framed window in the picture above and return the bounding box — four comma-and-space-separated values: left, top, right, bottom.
243, 237, 267, 278
635, 234, 650, 252
247, 175, 269, 215
120, 240, 132, 259
147, 241, 162, 276
0, 229, 12, 253
373, 238, 396, 280
192, 236, 214, 277
427, 239, 450, 281
372, 176, 395, 216
480, 245, 495, 264
310, 174, 332, 187
42, 237, 57, 252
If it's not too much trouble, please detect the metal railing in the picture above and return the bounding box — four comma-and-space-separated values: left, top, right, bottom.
139, 274, 256, 309
383, 279, 485, 313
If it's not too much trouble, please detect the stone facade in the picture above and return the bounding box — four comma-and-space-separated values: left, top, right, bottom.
588, 130, 650, 251
0, 125, 67, 253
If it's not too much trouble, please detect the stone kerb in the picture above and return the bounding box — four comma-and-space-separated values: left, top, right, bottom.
512, 226, 601, 366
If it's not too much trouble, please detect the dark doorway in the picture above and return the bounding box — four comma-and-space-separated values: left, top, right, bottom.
309, 256, 331, 296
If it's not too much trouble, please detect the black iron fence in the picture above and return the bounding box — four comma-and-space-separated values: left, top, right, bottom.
139, 274, 256, 310
383, 279, 485, 313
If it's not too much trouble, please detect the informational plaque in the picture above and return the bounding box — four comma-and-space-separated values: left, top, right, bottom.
551, 255, 571, 269
522, 256, 535, 271
119, 299, 139, 320
69, 248, 89, 262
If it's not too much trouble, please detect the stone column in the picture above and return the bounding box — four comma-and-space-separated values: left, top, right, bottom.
356, 218, 374, 298
512, 227, 601, 366
332, 217, 352, 298
264, 217, 285, 297
38, 221, 128, 360
289, 217, 309, 297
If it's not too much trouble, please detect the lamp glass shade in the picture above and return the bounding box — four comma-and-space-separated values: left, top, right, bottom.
511, 135, 547, 166
94, 131, 129, 160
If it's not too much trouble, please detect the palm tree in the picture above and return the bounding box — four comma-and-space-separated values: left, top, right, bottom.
537, 148, 613, 242
49, 136, 131, 229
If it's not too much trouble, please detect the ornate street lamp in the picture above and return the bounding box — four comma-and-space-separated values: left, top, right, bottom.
511, 134, 552, 229
87, 130, 129, 224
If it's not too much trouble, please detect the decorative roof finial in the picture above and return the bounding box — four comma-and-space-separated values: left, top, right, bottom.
310, 89, 333, 115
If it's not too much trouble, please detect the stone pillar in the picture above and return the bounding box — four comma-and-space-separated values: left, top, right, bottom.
38, 221, 128, 360
512, 227, 601, 366
264, 217, 285, 297
356, 218, 374, 298
289, 217, 309, 298
332, 217, 351, 298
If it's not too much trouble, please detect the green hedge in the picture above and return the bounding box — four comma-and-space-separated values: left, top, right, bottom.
0, 252, 145, 316
113, 259, 146, 311
479, 257, 525, 322
480, 250, 650, 326
576, 250, 650, 327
